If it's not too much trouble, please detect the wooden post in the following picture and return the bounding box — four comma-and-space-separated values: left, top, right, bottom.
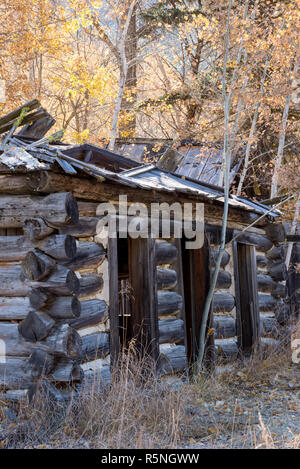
108, 236, 120, 369
234, 243, 260, 353
128, 237, 159, 363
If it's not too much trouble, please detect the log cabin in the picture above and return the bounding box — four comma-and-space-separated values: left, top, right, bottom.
0, 101, 295, 401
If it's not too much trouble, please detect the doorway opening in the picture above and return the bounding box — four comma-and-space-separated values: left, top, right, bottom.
108, 235, 159, 369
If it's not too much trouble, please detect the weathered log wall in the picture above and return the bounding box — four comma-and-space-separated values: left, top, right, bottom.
0, 189, 111, 394
208, 227, 236, 364
0, 172, 292, 390
209, 224, 289, 365
155, 239, 186, 375
255, 229, 290, 344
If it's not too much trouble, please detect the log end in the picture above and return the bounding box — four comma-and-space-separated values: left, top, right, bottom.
65, 193, 79, 225
64, 235, 77, 259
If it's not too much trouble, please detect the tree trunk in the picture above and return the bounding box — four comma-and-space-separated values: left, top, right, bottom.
23, 217, 54, 241
79, 274, 104, 298
213, 316, 236, 339
158, 345, 187, 375
59, 217, 99, 237
22, 249, 56, 281
119, 4, 137, 138
31, 265, 80, 296
19, 310, 56, 342
81, 332, 110, 362
0, 358, 33, 389
51, 359, 83, 383
41, 324, 82, 358
0, 297, 31, 320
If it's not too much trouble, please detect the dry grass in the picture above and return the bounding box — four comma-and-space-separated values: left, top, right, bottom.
0, 348, 186, 449
0, 342, 299, 449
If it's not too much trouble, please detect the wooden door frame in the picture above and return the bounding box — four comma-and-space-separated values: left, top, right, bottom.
128, 237, 159, 362
108, 236, 120, 370
181, 235, 214, 371
108, 235, 159, 371
233, 241, 260, 354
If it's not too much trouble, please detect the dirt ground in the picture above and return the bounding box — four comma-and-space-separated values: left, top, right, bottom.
179, 361, 300, 449
0, 347, 299, 449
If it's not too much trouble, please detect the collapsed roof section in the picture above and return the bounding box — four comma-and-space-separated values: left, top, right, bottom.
0, 100, 280, 221
111, 138, 242, 187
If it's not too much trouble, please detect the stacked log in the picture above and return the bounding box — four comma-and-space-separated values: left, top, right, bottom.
156, 240, 186, 375
158, 345, 187, 376
213, 316, 236, 339
0, 191, 110, 393
54, 215, 109, 371
20, 233, 108, 385
16, 220, 82, 389
256, 233, 290, 341
0, 193, 79, 391
0, 193, 78, 229
158, 318, 184, 345
207, 228, 236, 363
214, 339, 239, 362
23, 212, 109, 378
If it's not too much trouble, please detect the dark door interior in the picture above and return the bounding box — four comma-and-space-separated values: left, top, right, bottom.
117, 237, 132, 349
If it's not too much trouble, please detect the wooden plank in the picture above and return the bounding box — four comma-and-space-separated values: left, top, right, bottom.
0, 108, 49, 135
108, 236, 119, 369
0, 99, 40, 128
236, 244, 260, 353
128, 237, 159, 362
232, 241, 242, 349
181, 235, 213, 369
172, 238, 186, 321
17, 114, 55, 139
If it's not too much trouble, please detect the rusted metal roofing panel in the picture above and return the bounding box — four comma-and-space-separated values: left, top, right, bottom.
175, 146, 222, 184
113, 143, 146, 163
121, 166, 280, 217
62, 143, 140, 172
0, 145, 49, 171
113, 141, 242, 188
0, 104, 278, 219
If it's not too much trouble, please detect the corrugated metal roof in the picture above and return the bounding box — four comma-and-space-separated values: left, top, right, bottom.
174, 145, 241, 186
0, 139, 279, 219
0, 145, 49, 171
113, 141, 242, 187
121, 165, 280, 218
